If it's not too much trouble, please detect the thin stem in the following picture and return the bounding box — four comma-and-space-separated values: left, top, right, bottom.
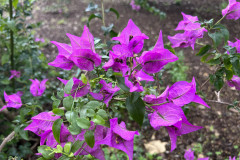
0, 131, 15, 152
146, 105, 165, 119
146, 101, 169, 107
206, 99, 233, 106
130, 63, 141, 76
196, 42, 205, 46
9, 0, 15, 92
101, 0, 105, 27
200, 78, 210, 89
101, 0, 106, 44
209, 15, 226, 30
145, 105, 155, 112
29, 56, 34, 78
113, 97, 126, 101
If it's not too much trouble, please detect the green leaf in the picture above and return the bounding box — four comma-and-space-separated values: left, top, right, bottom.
225, 69, 233, 80
58, 155, 70, 160
65, 111, 78, 123
52, 119, 63, 144
116, 77, 130, 92
56, 145, 63, 153
84, 130, 95, 148
210, 74, 224, 91
6, 20, 15, 31
19, 128, 29, 140
223, 57, 232, 70
20, 107, 31, 118
52, 99, 61, 109
126, 93, 145, 126
197, 45, 211, 56
109, 30, 118, 38
52, 108, 64, 116
101, 24, 114, 36
63, 96, 74, 111
85, 101, 102, 110
13, 0, 18, 8
92, 115, 105, 125
87, 13, 102, 27
97, 109, 108, 120
85, 2, 98, 12
95, 43, 108, 49
37, 145, 54, 159
1, 54, 9, 65
86, 109, 95, 117
68, 152, 74, 158
230, 57, 240, 77
68, 124, 82, 135
57, 89, 65, 98
201, 53, 213, 62
76, 117, 91, 129
109, 8, 119, 19
81, 74, 88, 84
71, 140, 84, 153
208, 24, 229, 48
64, 142, 71, 154
164, 44, 176, 54
206, 58, 221, 65
64, 78, 74, 94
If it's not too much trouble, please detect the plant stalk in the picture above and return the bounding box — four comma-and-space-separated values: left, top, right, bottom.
101, 0, 106, 44
9, 0, 15, 92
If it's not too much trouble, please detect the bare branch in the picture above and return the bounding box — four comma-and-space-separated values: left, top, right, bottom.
0, 131, 15, 152
206, 99, 233, 106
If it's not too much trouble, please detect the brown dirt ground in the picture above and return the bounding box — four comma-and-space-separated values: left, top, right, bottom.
31, 0, 240, 159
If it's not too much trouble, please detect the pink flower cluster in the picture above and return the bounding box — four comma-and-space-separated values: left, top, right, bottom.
168, 12, 207, 50
1, 70, 48, 111
130, 0, 140, 11
9, 70, 21, 80
25, 112, 138, 160
222, 0, 240, 20
48, 26, 101, 71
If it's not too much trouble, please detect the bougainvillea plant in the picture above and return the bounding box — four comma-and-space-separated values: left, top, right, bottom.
1, 0, 240, 159
26, 19, 210, 160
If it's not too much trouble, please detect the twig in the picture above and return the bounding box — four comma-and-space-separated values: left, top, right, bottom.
113, 98, 126, 101
200, 78, 210, 89
101, 0, 105, 27
214, 89, 222, 102
101, 0, 106, 44
0, 131, 15, 152
9, 0, 15, 92
30, 140, 39, 150
206, 99, 233, 106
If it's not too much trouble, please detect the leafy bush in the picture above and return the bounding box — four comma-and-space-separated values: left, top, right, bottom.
1, 0, 240, 159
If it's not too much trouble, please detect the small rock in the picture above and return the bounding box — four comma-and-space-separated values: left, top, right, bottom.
73, 26, 78, 31
203, 72, 209, 78
217, 111, 222, 116
214, 130, 220, 138
194, 66, 199, 70
198, 105, 206, 109
144, 140, 167, 154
